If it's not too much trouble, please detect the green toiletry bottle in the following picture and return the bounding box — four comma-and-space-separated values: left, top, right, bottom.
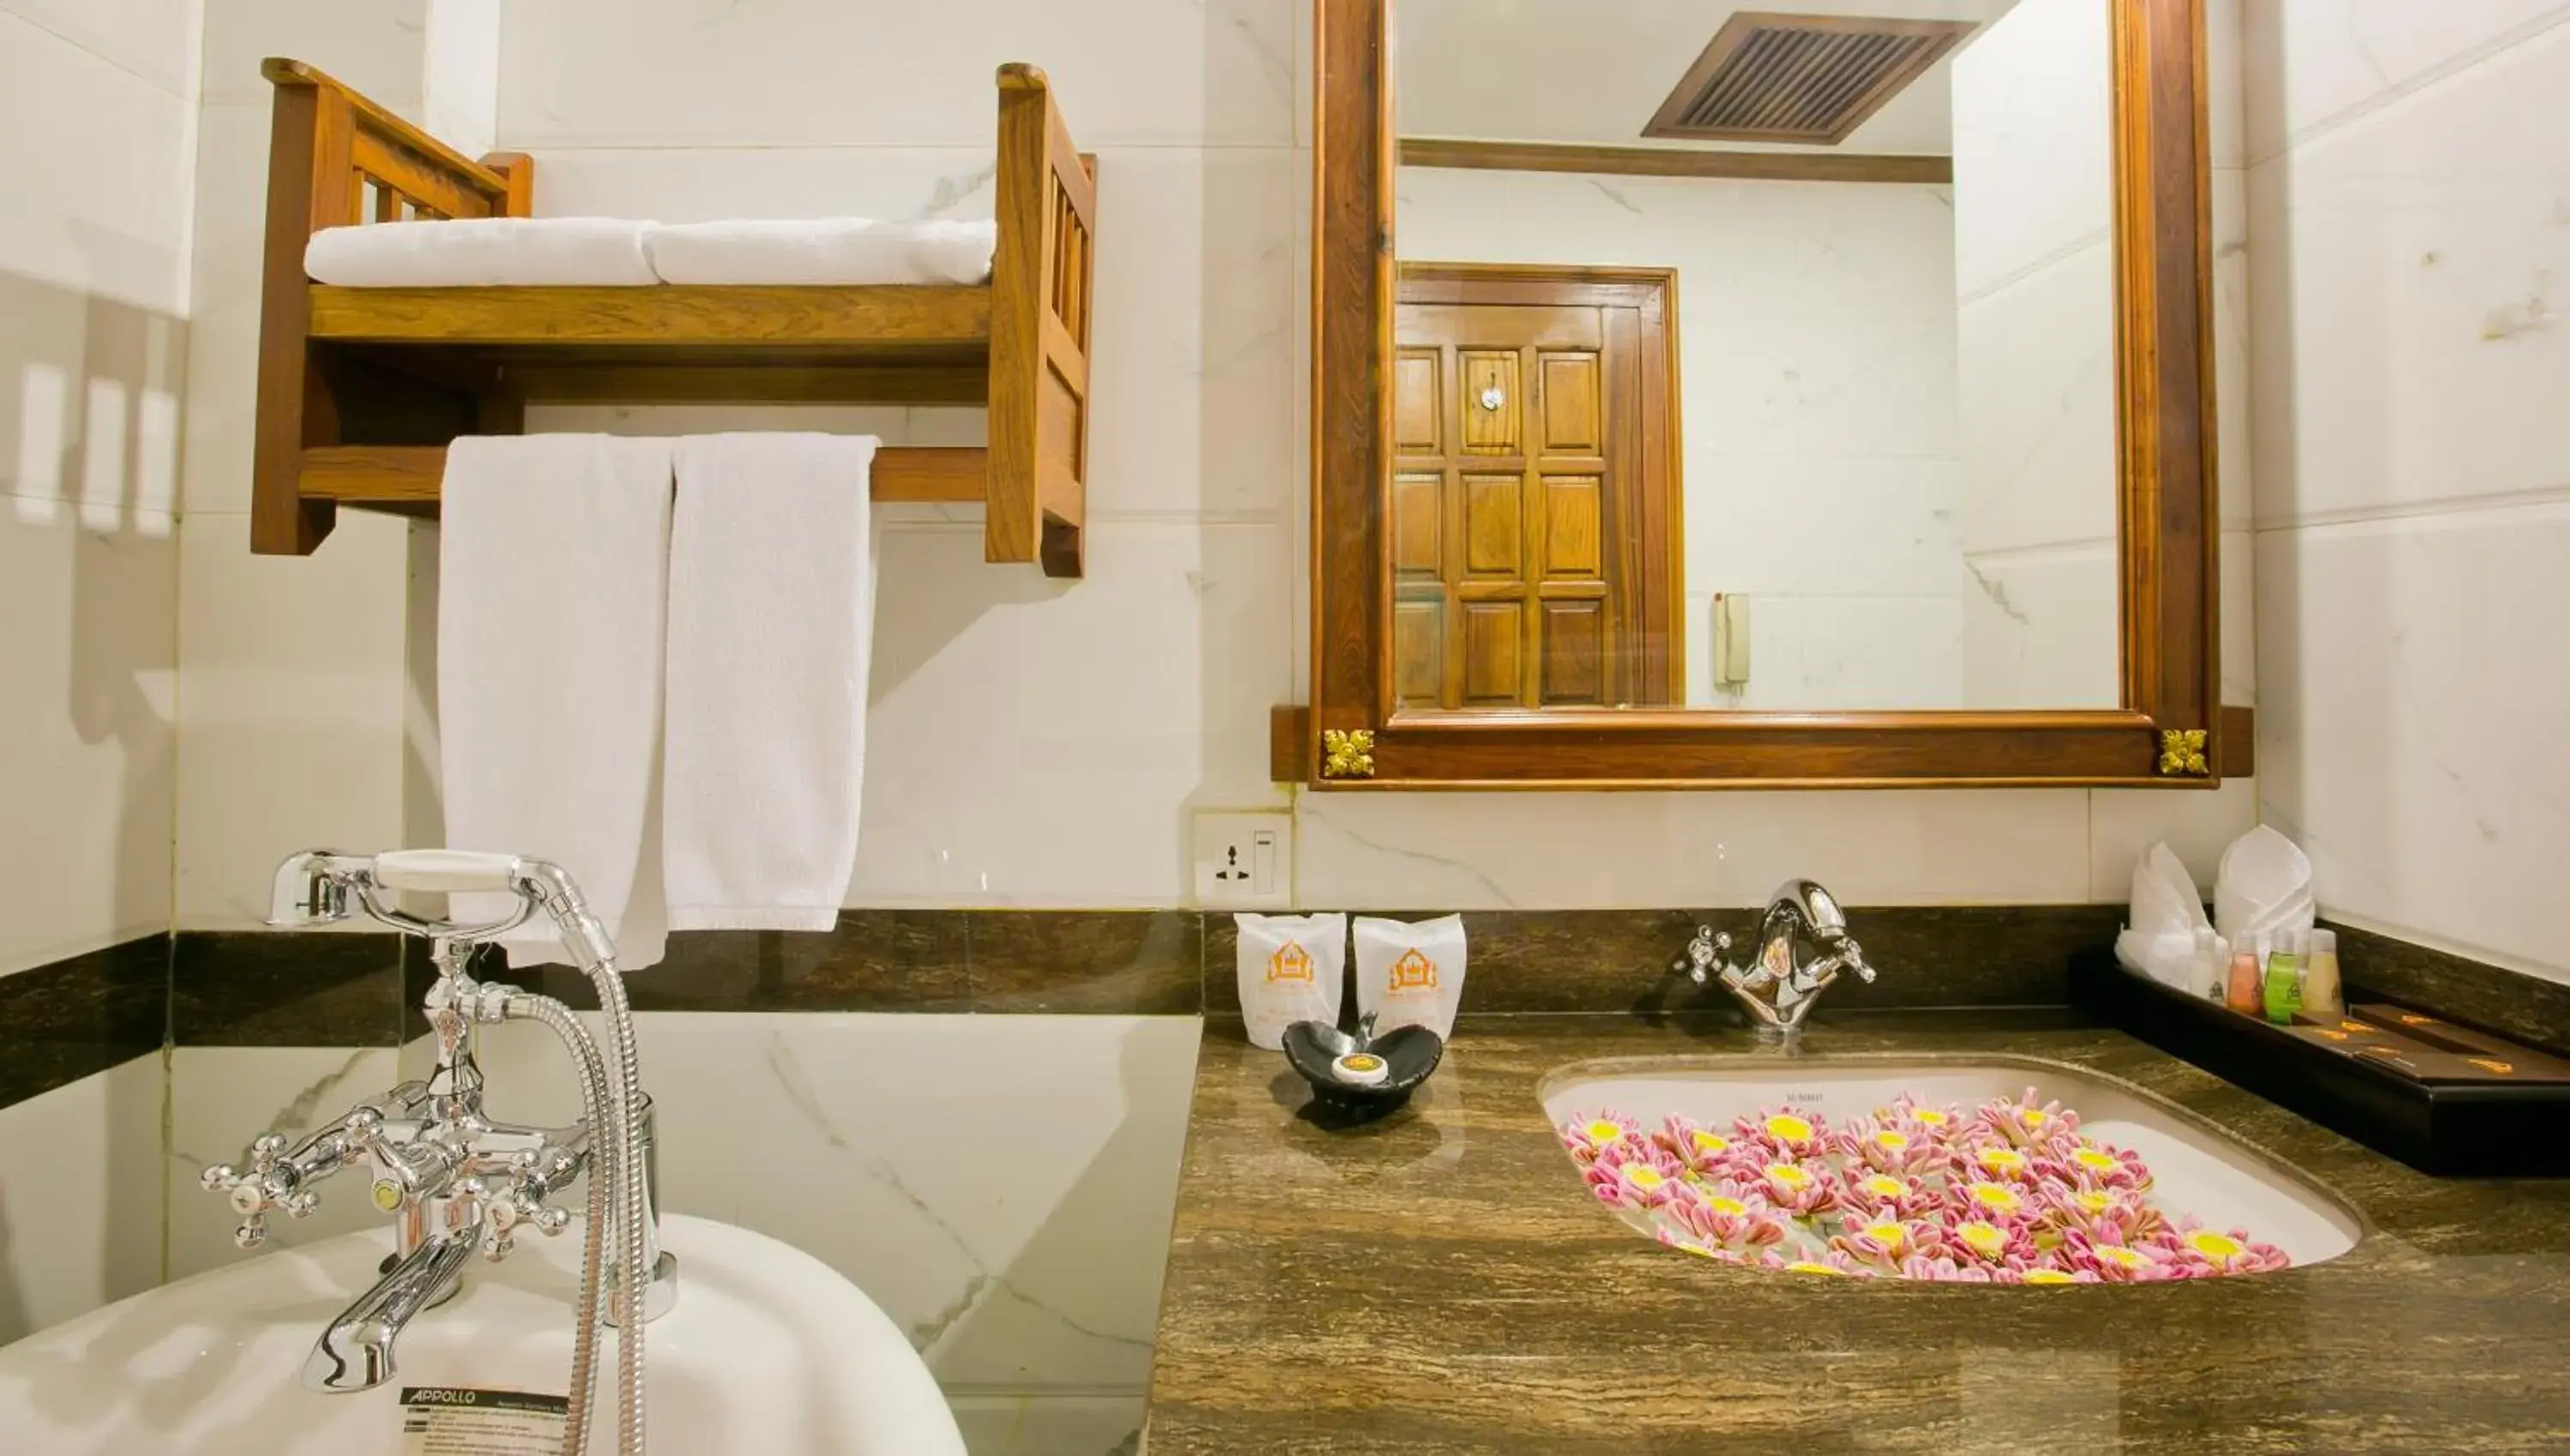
2262, 931, 2306, 1025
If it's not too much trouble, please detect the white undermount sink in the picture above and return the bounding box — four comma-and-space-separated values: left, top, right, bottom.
1541, 1055, 2363, 1278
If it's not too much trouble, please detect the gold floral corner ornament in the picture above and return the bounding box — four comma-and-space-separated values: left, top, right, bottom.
2158, 728, 2210, 778
1320, 728, 1377, 780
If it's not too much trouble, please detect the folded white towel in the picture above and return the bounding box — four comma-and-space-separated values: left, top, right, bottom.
661, 433, 879, 931
307, 218, 659, 288
643, 218, 997, 285
439, 434, 674, 969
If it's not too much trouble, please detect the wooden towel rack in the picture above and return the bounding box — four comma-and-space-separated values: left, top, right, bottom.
251, 58, 1096, 576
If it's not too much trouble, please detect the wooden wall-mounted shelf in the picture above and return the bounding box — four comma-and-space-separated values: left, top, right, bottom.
253, 57, 1096, 576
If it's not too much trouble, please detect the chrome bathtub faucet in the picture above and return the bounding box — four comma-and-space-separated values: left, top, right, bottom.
200, 849, 672, 1400
1671, 879, 1879, 1043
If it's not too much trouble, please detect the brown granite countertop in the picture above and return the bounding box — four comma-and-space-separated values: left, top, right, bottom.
1145, 1012, 2570, 1453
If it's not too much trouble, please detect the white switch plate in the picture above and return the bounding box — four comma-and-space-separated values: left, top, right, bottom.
1192, 809, 1294, 910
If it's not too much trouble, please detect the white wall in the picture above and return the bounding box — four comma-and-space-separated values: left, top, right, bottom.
1951, 0, 2121, 708
0, 0, 195, 1340
0, 0, 193, 976
2246, 0, 2570, 984
1396, 167, 1967, 709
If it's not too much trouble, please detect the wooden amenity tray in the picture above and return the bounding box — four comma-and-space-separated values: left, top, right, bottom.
251, 58, 1096, 577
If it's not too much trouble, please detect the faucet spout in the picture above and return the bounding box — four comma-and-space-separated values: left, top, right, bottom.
1671, 878, 1880, 1043
303, 1230, 478, 1393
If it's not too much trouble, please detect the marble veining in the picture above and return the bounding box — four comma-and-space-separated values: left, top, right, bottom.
1148, 1014, 2570, 1453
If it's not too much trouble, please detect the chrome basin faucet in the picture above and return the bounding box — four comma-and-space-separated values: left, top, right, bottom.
1672, 879, 1879, 1043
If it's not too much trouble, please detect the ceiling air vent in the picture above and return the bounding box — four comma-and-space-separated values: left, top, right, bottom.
1643, 12, 1978, 146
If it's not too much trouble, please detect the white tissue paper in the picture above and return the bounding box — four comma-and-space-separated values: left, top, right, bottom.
2114, 841, 2214, 989
1354, 915, 1467, 1040
1234, 913, 1347, 1051
2214, 825, 2316, 948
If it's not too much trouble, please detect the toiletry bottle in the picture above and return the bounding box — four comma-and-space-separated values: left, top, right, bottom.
2225, 947, 2262, 1015
2190, 927, 2222, 1000
2263, 930, 2306, 1024
2304, 928, 2345, 1020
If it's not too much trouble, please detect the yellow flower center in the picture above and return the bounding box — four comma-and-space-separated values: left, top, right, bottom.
1914, 1110, 1950, 1127
2021, 1108, 2049, 1127
1858, 1175, 1905, 1200
1865, 1220, 1908, 1250
2074, 1191, 2113, 1214
2186, 1231, 2246, 1262
1689, 1130, 1730, 1155
2023, 1269, 2077, 1285
1977, 1147, 2029, 1175
1783, 1261, 1847, 1276
1968, 1182, 2023, 1214
1585, 1120, 1626, 1147
1957, 1222, 2008, 1257
1764, 1114, 1815, 1143
1766, 1163, 1813, 1190
1873, 1130, 1910, 1151
2072, 1148, 2122, 1174
1625, 1166, 1665, 1190
2095, 1244, 2147, 1270
1706, 1196, 1748, 1217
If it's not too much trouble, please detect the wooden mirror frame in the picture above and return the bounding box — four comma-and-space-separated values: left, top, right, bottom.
1294, 0, 2243, 790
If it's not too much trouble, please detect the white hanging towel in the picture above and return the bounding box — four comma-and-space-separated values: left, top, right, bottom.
439, 434, 674, 969
661, 433, 879, 931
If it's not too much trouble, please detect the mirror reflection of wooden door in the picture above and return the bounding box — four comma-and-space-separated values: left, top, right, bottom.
1390, 265, 1681, 710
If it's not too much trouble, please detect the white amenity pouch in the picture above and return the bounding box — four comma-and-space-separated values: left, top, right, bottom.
1234, 913, 1348, 1050
1353, 914, 1467, 1040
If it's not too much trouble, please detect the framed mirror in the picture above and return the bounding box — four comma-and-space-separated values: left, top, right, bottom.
1296, 0, 2242, 788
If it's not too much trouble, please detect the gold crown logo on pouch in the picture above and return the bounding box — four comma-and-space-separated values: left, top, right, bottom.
1386, 948, 1439, 993
1265, 940, 1315, 985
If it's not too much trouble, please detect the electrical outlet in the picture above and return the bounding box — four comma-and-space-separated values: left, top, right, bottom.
1192, 809, 1294, 910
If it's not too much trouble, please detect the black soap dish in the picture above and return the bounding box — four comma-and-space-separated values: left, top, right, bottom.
1282, 1014, 1444, 1121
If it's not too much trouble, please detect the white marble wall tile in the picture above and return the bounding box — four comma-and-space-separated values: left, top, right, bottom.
1295, 789, 2093, 910
1398, 170, 1963, 323
1685, 457, 1962, 602
164, 1047, 407, 1280
855, 522, 1289, 906
2240, 0, 2570, 163
1955, 242, 2119, 558
177, 100, 273, 516
173, 511, 414, 929
0, 12, 197, 315
0, 507, 176, 973
1958, 543, 2120, 710
0, 1057, 165, 1347
948, 1395, 1143, 1456
1950, 0, 2113, 304
2220, 528, 2256, 710
2245, 19, 2570, 527
2255, 503, 2570, 982
421, 0, 499, 159
1686, 589, 1962, 711
497, 0, 1297, 150
0, 0, 200, 98
2090, 776, 2260, 904
198, 0, 427, 111
2212, 166, 2255, 534
456, 1012, 1200, 1393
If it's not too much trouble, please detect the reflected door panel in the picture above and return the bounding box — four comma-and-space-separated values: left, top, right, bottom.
1390, 267, 1680, 709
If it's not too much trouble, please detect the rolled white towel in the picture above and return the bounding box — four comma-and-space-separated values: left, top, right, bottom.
644, 218, 997, 285
305, 218, 659, 287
